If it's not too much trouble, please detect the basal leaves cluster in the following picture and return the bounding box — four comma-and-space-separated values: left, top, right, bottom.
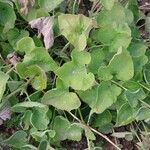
0, 0, 150, 149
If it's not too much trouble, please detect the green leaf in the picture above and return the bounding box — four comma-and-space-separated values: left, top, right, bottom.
31, 107, 49, 130
91, 26, 117, 44
16, 37, 35, 54
123, 80, 140, 92
78, 81, 121, 114
88, 47, 106, 74
38, 0, 64, 12
16, 65, 47, 90
71, 50, 91, 65
56, 50, 95, 90
53, 116, 82, 141
124, 9, 134, 25
7, 28, 29, 49
109, 30, 131, 52
101, 0, 115, 10
7, 81, 24, 92
93, 110, 112, 128
128, 41, 148, 73
84, 128, 96, 141
128, 42, 147, 57
0, 71, 9, 101
98, 48, 134, 81
98, 123, 114, 134
132, 55, 148, 72
17, 47, 58, 72
96, 3, 126, 27
38, 140, 48, 150
67, 124, 82, 141
116, 103, 134, 126
53, 116, 70, 141
31, 128, 55, 142
56, 62, 94, 90
125, 88, 146, 108
58, 14, 93, 51
42, 88, 81, 111
3, 130, 27, 148
144, 69, 150, 84
12, 101, 46, 112
136, 107, 150, 121
128, 0, 139, 21
0, 42, 13, 57
0, 1, 16, 33
21, 110, 32, 130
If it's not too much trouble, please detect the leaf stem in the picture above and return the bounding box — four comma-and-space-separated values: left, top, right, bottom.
3, 78, 32, 102
67, 111, 121, 150
111, 80, 127, 91
139, 83, 150, 92
139, 99, 150, 109
87, 110, 93, 125
72, 0, 77, 14
61, 42, 70, 52
6, 66, 15, 74
86, 136, 91, 150
78, 108, 84, 122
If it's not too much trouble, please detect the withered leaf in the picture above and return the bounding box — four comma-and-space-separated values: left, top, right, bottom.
29, 17, 54, 49
7, 52, 21, 66
0, 103, 12, 125
19, 0, 35, 15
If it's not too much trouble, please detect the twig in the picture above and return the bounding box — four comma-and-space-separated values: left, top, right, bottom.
67, 111, 121, 150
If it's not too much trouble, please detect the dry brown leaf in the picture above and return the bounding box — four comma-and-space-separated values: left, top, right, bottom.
19, 0, 35, 15
7, 52, 21, 66
0, 103, 12, 125
29, 17, 54, 49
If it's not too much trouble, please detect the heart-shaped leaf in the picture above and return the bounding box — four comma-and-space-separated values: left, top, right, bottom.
31, 107, 49, 130
136, 107, 150, 121
17, 65, 47, 90
53, 116, 82, 141
93, 110, 112, 128
3, 130, 28, 148
78, 81, 121, 114
96, 3, 126, 27
38, 0, 64, 12
16, 37, 35, 54
7, 28, 29, 49
42, 88, 81, 111
125, 88, 146, 108
30, 128, 55, 141
0, 1, 16, 33
98, 48, 134, 81
88, 47, 106, 74
58, 14, 93, 51
116, 103, 134, 126
56, 50, 95, 90
17, 47, 58, 72
101, 0, 115, 10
